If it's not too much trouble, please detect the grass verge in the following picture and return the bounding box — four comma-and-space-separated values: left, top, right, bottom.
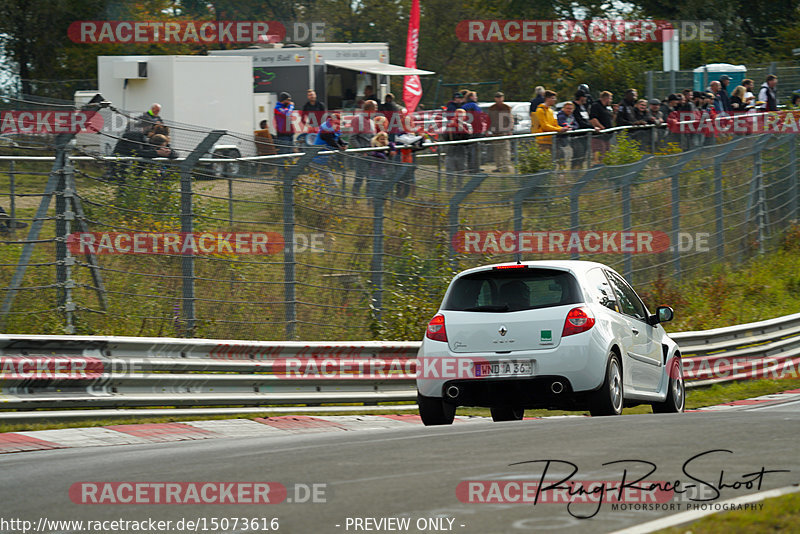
654, 491, 800, 534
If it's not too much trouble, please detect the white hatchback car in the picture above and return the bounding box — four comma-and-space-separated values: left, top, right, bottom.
416, 260, 684, 425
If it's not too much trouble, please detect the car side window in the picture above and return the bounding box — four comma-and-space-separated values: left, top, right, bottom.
585, 268, 617, 311
605, 271, 648, 321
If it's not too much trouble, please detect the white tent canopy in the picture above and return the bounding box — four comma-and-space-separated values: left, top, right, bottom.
324, 60, 434, 76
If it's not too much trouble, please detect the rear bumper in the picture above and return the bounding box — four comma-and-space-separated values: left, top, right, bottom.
440, 376, 592, 410
416, 331, 608, 400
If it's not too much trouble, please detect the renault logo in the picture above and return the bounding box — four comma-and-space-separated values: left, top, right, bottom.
499, 326, 508, 336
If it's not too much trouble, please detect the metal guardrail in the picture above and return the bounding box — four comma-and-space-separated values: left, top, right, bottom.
1, 313, 799, 421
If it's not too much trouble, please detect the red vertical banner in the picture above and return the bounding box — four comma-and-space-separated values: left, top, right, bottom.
403, 0, 422, 112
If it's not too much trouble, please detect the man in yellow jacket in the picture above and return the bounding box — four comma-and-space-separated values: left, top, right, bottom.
532, 90, 567, 151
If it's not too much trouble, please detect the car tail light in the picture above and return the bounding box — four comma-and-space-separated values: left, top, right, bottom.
562, 307, 596, 337
426, 313, 448, 342
493, 264, 528, 270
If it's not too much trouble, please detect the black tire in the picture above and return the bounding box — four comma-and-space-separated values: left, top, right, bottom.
490, 406, 524, 422
652, 357, 685, 413
589, 352, 624, 416
417, 392, 455, 426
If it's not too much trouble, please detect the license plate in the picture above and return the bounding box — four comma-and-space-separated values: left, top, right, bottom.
474, 360, 534, 377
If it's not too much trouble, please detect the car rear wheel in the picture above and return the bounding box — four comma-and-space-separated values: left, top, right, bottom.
490, 406, 524, 422
589, 352, 624, 416
417, 392, 455, 426
652, 358, 685, 413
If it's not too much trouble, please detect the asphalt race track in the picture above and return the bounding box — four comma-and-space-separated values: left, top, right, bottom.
1, 400, 798, 534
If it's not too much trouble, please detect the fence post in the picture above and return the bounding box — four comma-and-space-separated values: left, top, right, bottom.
177, 130, 226, 336
667, 151, 699, 281
448, 173, 488, 268
618, 158, 650, 282
54, 159, 77, 333
568, 167, 602, 260
8, 161, 15, 230
712, 138, 744, 260
754, 150, 766, 255
512, 171, 551, 262
0, 135, 70, 330
280, 147, 321, 339
790, 138, 798, 222
370, 162, 412, 322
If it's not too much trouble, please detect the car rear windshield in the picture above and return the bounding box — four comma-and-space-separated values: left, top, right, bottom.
442, 268, 583, 312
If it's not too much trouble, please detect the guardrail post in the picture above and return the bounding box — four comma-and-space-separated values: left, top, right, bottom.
177, 130, 226, 337
448, 173, 488, 268
280, 147, 321, 339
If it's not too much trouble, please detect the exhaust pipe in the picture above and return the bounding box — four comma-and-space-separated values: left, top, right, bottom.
446, 385, 460, 399
550, 381, 564, 394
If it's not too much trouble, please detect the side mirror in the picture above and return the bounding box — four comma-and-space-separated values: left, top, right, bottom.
649, 306, 674, 325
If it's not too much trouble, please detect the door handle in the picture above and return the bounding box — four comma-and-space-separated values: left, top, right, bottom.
632, 328, 640, 335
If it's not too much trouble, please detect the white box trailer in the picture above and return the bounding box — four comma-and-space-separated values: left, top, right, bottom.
209, 42, 434, 131
95, 55, 254, 159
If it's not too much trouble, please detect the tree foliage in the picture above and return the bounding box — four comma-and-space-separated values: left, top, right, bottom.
1, 0, 798, 102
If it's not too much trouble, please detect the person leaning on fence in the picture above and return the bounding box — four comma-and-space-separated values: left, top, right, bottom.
533, 90, 568, 155
556, 102, 579, 169
394, 130, 428, 199
443, 108, 473, 189
127, 103, 162, 133
313, 113, 347, 188
529, 86, 545, 115
367, 132, 396, 198
487, 91, 513, 173
615, 89, 638, 127
253, 119, 277, 175
461, 91, 486, 174
589, 91, 616, 164
111, 122, 173, 182
570, 91, 596, 169
718, 75, 733, 114
350, 100, 378, 197
758, 75, 778, 112
647, 98, 665, 149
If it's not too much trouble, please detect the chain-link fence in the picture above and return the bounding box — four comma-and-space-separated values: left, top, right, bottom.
1, 96, 798, 340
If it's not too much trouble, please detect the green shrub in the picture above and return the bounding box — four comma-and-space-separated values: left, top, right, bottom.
602, 131, 645, 166
516, 142, 554, 174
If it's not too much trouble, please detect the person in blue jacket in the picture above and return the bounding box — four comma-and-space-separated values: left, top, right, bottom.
312, 113, 347, 188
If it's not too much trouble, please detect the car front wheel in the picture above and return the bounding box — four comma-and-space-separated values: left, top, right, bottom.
417, 392, 456, 426
652, 357, 685, 413
589, 352, 624, 416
